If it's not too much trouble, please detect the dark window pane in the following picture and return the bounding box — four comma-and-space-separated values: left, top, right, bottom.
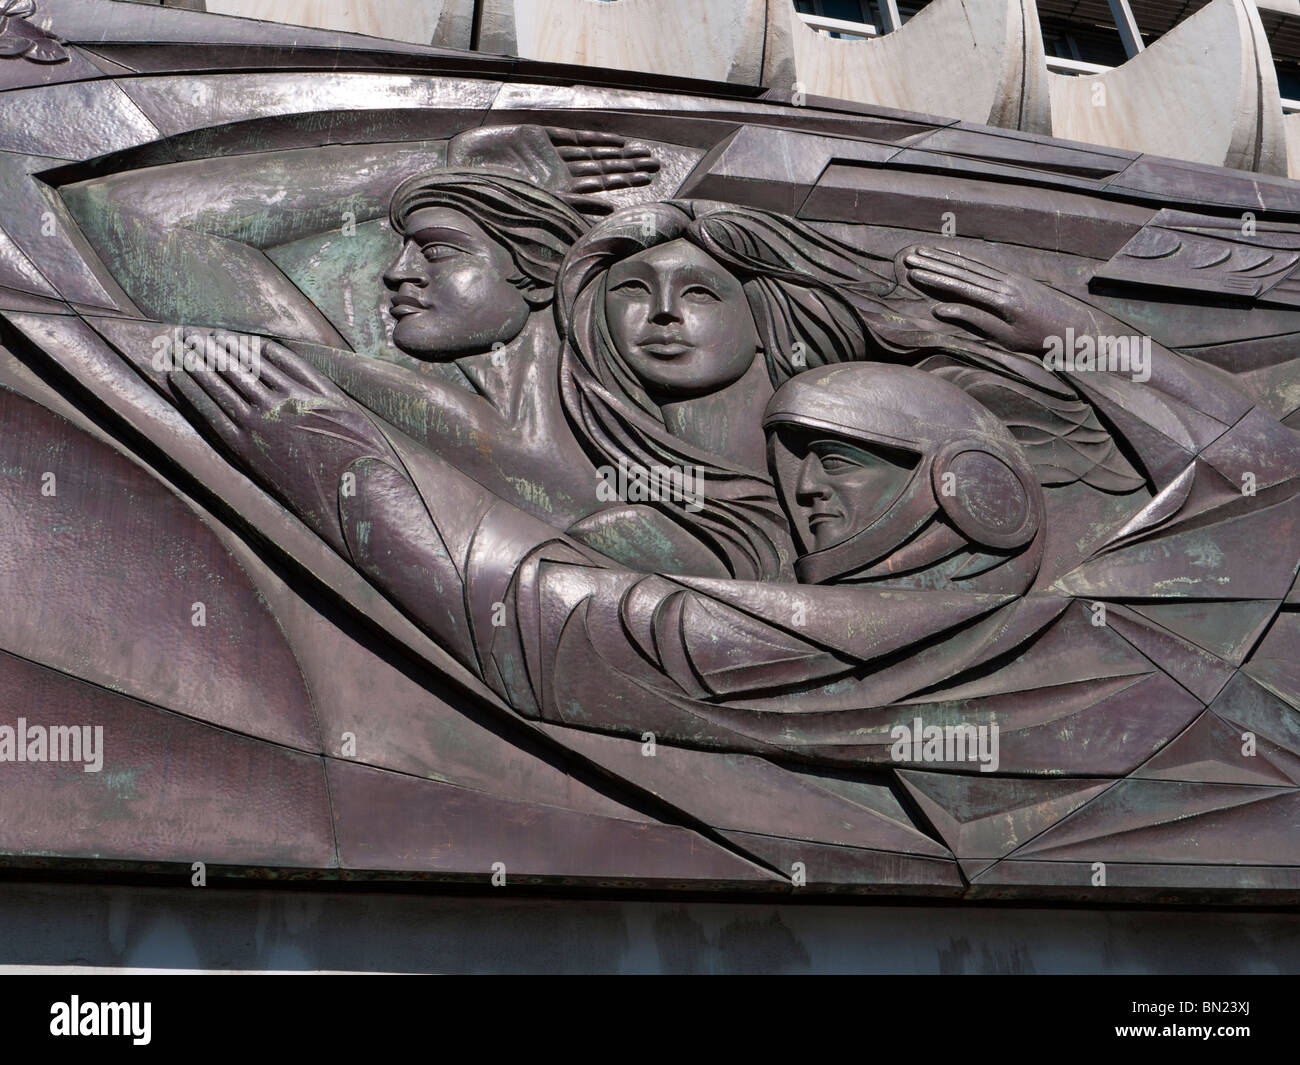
819, 0, 867, 22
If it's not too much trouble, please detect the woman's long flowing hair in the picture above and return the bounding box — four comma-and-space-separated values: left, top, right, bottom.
554, 200, 1012, 582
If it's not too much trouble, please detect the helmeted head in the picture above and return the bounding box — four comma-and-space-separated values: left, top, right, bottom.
384, 167, 588, 360
549, 200, 899, 582
764, 363, 1044, 592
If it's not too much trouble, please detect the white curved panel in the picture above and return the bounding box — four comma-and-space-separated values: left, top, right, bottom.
203, 0, 474, 47
1049, 0, 1286, 175
478, 0, 793, 86
777, 0, 1050, 132
1285, 112, 1300, 179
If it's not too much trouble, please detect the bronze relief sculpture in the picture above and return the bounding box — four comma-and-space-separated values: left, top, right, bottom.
4, 0, 1300, 901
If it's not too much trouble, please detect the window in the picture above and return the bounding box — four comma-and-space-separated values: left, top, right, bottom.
795, 0, 873, 38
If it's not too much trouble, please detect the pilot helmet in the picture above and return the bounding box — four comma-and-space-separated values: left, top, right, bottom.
763, 362, 1043, 588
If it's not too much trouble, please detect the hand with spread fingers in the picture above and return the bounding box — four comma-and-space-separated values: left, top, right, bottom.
167, 330, 400, 557
902, 244, 1083, 356
545, 126, 661, 198
444, 124, 660, 216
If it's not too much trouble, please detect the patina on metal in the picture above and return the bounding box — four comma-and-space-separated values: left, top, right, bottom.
2, 0, 1300, 903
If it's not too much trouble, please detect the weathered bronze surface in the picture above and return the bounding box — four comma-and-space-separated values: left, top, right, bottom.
3, 0, 1300, 901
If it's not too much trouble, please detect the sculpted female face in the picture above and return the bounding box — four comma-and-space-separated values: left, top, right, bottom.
604, 239, 760, 400
792, 437, 916, 551
383, 206, 531, 360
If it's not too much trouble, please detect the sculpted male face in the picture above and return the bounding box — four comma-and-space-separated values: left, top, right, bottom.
792, 437, 916, 551
384, 206, 531, 360
604, 239, 760, 399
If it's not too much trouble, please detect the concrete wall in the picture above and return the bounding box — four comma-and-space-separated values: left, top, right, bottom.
1048, 0, 1287, 176
2, 882, 1298, 973
140, 0, 1300, 176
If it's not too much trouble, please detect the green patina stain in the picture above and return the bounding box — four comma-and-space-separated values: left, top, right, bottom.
497, 652, 518, 696
503, 473, 553, 513
570, 511, 691, 573
61, 139, 450, 335
99, 766, 146, 802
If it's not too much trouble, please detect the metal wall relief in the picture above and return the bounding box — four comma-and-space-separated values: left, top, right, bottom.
3, 0, 1300, 900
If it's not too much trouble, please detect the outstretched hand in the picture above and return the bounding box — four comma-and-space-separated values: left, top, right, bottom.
545, 127, 661, 198
902, 245, 1080, 356
168, 330, 399, 555
445, 124, 660, 216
